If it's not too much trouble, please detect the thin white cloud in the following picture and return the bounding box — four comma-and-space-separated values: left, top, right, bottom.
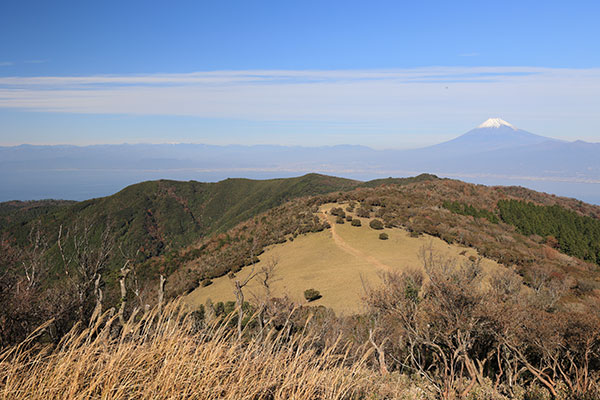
0, 67, 599, 140
0, 67, 542, 86
23, 59, 48, 64
0, 62, 13, 67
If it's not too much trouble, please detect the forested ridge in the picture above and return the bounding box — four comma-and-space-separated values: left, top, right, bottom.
442, 198, 600, 266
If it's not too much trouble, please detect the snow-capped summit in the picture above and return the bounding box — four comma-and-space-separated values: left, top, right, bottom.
421, 117, 557, 155
477, 118, 516, 130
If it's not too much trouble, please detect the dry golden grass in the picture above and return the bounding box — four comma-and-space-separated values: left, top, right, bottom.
0, 303, 387, 400
186, 203, 500, 314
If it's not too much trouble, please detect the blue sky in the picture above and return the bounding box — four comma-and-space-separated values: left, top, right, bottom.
1, 0, 599, 148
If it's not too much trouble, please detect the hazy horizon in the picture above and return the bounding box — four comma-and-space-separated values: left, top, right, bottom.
1, 116, 597, 150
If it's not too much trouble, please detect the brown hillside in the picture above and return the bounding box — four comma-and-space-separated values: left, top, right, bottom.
167, 178, 600, 307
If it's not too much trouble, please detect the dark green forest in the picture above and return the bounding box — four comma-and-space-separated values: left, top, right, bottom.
442, 200, 499, 223
442, 198, 600, 266
497, 199, 600, 265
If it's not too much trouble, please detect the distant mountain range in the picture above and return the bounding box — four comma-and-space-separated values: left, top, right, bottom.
1, 118, 599, 202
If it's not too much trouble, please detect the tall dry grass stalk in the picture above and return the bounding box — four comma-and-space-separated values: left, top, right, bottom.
0, 302, 379, 400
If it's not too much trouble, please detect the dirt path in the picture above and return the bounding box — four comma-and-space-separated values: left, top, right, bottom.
319, 211, 393, 271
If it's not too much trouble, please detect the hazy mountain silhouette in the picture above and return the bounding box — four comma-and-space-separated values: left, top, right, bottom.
1, 118, 598, 202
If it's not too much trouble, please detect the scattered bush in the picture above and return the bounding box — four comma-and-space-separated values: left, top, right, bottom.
224, 301, 237, 314
346, 215, 353, 222
351, 219, 362, 227
379, 233, 389, 240
213, 301, 225, 316
575, 279, 596, 295
356, 207, 371, 218
336, 216, 345, 224
330, 207, 345, 218
369, 219, 384, 230
201, 279, 213, 287
303, 288, 322, 302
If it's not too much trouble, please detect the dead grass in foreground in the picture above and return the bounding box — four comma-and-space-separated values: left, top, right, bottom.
0, 302, 412, 400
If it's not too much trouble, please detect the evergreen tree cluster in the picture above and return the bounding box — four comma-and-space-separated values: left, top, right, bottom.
497, 200, 600, 265
442, 200, 499, 224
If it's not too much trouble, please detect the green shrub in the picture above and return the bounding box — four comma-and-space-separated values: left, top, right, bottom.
346, 215, 353, 222
351, 219, 362, 227
379, 233, 389, 240
304, 288, 322, 302
336, 216, 345, 224
369, 219, 384, 230
214, 301, 225, 316
191, 305, 205, 321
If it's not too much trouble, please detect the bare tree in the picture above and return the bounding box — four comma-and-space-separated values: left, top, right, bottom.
126, 255, 148, 312
230, 238, 263, 339
57, 219, 114, 323
19, 222, 48, 293
369, 328, 389, 375
118, 263, 131, 325
116, 246, 142, 324
158, 274, 166, 314
0, 235, 25, 346
250, 256, 280, 337
257, 256, 279, 298
233, 268, 258, 340
90, 274, 103, 322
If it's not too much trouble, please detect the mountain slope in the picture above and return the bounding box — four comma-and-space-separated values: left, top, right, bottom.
0, 173, 362, 256
168, 177, 600, 306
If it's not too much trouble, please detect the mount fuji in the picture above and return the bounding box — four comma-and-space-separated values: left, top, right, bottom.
391, 118, 597, 177
419, 118, 561, 156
